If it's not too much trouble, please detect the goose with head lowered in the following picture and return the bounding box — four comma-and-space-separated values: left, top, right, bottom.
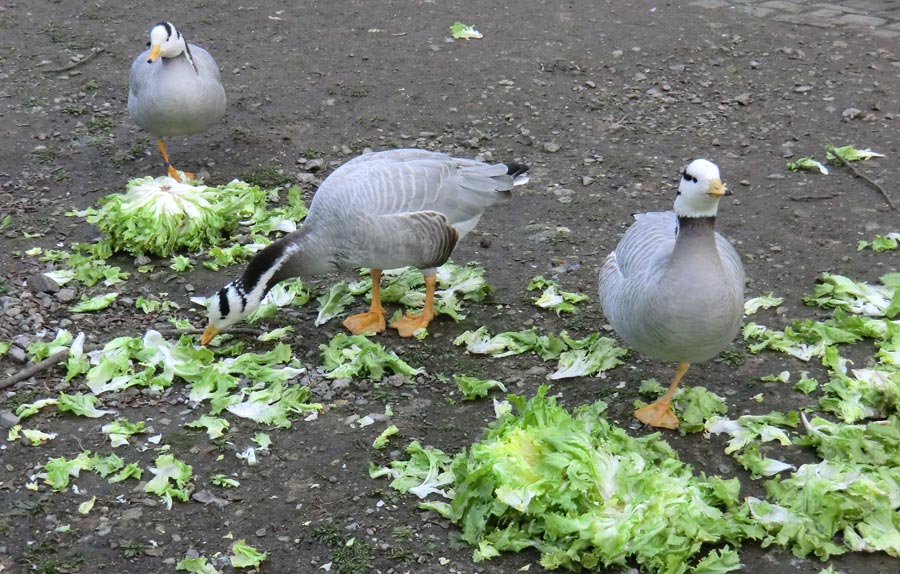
128, 21, 226, 182
201, 148, 529, 345
598, 159, 744, 429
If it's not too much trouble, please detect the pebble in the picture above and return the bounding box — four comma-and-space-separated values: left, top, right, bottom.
841, 107, 863, 120
543, 142, 561, 153
0, 410, 20, 428
56, 288, 77, 303
26, 273, 60, 294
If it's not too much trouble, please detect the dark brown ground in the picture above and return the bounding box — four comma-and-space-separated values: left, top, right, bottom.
1, 1, 899, 573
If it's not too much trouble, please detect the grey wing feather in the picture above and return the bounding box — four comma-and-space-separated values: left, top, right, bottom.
308, 150, 515, 238
336, 211, 458, 271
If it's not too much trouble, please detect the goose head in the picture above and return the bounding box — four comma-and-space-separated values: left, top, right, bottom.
146, 22, 187, 63
201, 279, 264, 344
673, 159, 730, 218
200, 242, 296, 344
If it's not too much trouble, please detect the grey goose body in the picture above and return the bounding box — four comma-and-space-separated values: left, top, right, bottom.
128, 22, 225, 181
202, 149, 529, 343
598, 159, 744, 428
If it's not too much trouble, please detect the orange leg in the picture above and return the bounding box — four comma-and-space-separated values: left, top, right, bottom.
390, 273, 436, 337
633, 361, 690, 430
343, 269, 387, 335
157, 139, 195, 182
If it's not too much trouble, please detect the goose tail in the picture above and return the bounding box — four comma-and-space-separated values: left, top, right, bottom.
505, 162, 530, 186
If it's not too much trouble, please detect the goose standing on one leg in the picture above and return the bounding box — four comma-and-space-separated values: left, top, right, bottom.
200, 149, 529, 345
598, 159, 744, 429
128, 21, 226, 182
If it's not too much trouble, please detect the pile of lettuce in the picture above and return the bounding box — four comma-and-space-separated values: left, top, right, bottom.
73, 178, 307, 257
373, 387, 759, 573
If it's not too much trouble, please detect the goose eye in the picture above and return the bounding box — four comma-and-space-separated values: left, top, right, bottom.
146, 41, 151, 47
681, 171, 697, 184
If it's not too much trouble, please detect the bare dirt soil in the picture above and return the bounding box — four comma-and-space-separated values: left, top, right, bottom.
1, 1, 899, 573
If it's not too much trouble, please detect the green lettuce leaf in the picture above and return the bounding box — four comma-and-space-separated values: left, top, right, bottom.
454, 375, 507, 400
230, 539, 268, 569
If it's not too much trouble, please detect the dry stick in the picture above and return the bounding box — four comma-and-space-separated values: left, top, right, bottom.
0, 327, 265, 390
0, 350, 70, 390
40, 48, 105, 74
828, 146, 897, 210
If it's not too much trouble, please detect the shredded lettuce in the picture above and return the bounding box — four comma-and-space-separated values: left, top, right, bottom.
369, 440, 454, 499
857, 232, 900, 252
144, 454, 193, 509
373, 424, 400, 449
226, 382, 320, 428
176, 557, 223, 574
185, 415, 230, 439
315, 282, 354, 326
450, 21, 483, 39
527, 276, 588, 315
57, 392, 114, 418
229, 539, 268, 569
744, 293, 784, 315
825, 145, 885, 164
787, 157, 829, 175
319, 333, 424, 380
69, 292, 118, 313
453, 375, 507, 400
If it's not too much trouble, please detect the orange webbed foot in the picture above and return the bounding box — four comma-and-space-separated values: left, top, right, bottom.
389, 313, 433, 338
343, 310, 386, 335
633, 400, 679, 429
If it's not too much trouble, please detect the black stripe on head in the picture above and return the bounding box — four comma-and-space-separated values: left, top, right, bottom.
241, 241, 291, 296
218, 288, 231, 317
153, 21, 174, 40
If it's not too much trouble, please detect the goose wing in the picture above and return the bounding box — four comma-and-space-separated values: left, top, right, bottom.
309, 149, 515, 238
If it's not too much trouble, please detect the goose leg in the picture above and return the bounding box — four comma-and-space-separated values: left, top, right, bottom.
633, 361, 690, 429
157, 139, 195, 182
343, 269, 387, 334
390, 273, 436, 337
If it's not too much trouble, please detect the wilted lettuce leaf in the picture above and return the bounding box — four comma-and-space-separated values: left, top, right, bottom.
319, 333, 424, 380
454, 374, 507, 400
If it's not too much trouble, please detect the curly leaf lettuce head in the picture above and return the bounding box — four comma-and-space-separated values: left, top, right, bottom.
76, 177, 268, 257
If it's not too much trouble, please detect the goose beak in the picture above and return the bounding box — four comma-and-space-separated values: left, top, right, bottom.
707, 179, 730, 197
200, 325, 220, 345
147, 44, 162, 63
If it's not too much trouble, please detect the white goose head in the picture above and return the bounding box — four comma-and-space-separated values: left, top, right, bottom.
673, 159, 730, 218
201, 242, 296, 344
146, 22, 188, 63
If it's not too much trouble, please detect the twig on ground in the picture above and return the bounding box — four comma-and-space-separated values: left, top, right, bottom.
0, 327, 265, 390
40, 48, 105, 74
827, 146, 896, 210
1, 350, 70, 390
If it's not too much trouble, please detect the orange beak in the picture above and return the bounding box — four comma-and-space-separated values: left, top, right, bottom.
200, 325, 220, 345
147, 44, 162, 63
707, 178, 730, 197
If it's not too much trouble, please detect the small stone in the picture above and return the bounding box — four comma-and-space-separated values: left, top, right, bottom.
26, 274, 60, 294
6, 346, 27, 364
543, 142, 561, 153
305, 158, 325, 171
841, 107, 863, 120
733, 93, 752, 106
134, 255, 152, 267
0, 410, 20, 429
793, 85, 814, 93
56, 288, 77, 303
